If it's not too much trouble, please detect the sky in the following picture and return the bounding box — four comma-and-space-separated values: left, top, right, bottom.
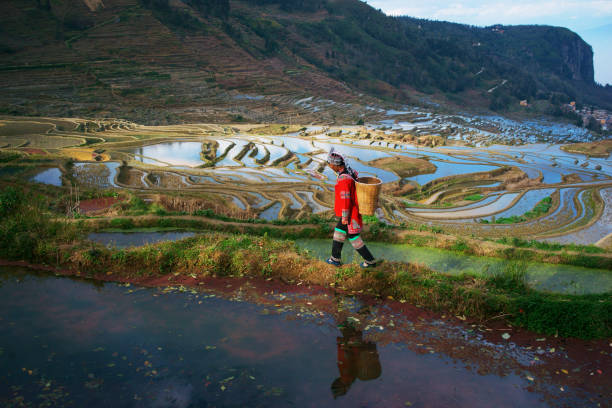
363, 0, 612, 85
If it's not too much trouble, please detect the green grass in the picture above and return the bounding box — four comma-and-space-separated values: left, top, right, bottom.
496, 236, 605, 254
464, 194, 483, 201
0, 151, 23, 162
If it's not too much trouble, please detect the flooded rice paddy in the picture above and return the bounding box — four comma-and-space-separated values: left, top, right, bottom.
31, 167, 63, 186
8, 112, 612, 244
1, 266, 610, 408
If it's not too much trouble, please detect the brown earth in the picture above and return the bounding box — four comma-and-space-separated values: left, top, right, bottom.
78, 196, 122, 214
561, 173, 584, 183
369, 156, 436, 178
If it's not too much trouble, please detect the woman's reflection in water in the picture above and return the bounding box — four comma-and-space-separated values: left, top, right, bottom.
331, 318, 382, 398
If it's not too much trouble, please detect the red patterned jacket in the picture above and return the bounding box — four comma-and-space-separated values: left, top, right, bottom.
334, 171, 362, 234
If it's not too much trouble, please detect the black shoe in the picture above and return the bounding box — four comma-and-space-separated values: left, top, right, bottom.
326, 258, 342, 267
360, 260, 381, 268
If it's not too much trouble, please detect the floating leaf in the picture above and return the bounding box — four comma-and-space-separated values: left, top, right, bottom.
561, 369, 568, 374
526, 376, 534, 381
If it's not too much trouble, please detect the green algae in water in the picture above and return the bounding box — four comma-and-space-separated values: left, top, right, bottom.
295, 239, 612, 295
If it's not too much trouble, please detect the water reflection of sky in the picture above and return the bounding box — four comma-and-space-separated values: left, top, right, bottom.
131, 142, 204, 167
407, 161, 498, 185
2, 267, 605, 407
483, 189, 556, 221
541, 187, 612, 245
31, 167, 62, 186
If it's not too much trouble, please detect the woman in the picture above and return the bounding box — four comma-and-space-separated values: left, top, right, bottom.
326, 148, 378, 268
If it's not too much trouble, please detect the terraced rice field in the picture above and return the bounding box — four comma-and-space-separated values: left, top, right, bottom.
3, 116, 611, 244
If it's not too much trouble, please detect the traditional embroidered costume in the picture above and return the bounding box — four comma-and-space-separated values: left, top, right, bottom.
326, 148, 378, 268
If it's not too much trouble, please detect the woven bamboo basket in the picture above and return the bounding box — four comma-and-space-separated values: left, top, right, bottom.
355, 176, 382, 216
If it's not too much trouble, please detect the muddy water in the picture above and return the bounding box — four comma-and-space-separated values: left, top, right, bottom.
1, 266, 609, 407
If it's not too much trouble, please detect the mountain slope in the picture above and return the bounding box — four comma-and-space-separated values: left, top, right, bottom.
0, 0, 610, 124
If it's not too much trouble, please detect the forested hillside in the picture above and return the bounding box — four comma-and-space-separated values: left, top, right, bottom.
1, 0, 610, 124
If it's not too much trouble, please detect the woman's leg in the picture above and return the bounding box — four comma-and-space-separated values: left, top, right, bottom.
331, 219, 348, 263
346, 232, 376, 264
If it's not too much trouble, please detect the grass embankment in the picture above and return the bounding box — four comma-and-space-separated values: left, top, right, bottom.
464, 194, 483, 201
561, 139, 612, 158
245, 124, 305, 135
1, 186, 611, 339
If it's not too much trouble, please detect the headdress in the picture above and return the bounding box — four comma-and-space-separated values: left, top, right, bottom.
327, 147, 358, 179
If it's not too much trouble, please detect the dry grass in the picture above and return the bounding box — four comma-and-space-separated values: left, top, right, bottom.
561, 139, 612, 158
62, 148, 110, 161
370, 155, 436, 178
155, 194, 256, 219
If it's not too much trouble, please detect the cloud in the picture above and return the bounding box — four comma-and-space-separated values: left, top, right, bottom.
370, 1, 612, 26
